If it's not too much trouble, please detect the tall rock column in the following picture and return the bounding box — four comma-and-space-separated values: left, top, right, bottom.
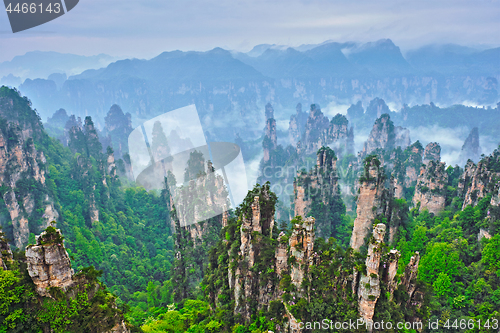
289, 217, 315, 294
263, 103, 277, 163
459, 127, 481, 164
422, 142, 441, 165
357, 224, 386, 330
293, 147, 343, 238
350, 156, 388, 250
234, 192, 276, 321
289, 103, 308, 147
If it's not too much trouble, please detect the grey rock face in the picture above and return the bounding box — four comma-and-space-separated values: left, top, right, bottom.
26, 228, 74, 297
423, 142, 441, 164
459, 127, 481, 164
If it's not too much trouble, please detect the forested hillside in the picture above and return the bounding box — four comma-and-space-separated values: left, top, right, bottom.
0, 86, 499, 333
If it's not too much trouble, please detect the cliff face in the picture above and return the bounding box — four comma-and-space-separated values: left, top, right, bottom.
289, 217, 315, 293
234, 193, 276, 321
459, 149, 500, 208
459, 127, 481, 164
391, 141, 424, 199
423, 142, 441, 164
174, 160, 229, 229
26, 227, 74, 297
0, 89, 59, 248
288, 103, 308, 147
350, 156, 390, 250
321, 114, 354, 157
300, 104, 330, 156
361, 114, 410, 158
296, 105, 354, 158
413, 160, 448, 214
263, 103, 278, 163
293, 147, 342, 238
357, 224, 386, 327
355, 224, 422, 330
102, 104, 133, 158
25, 227, 130, 332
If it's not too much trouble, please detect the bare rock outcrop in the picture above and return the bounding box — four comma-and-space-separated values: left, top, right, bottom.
288, 103, 308, 147
293, 147, 341, 238
458, 149, 500, 209
300, 104, 330, 155
234, 191, 276, 321
459, 127, 481, 164
263, 103, 277, 163
357, 224, 386, 330
401, 252, 421, 305
350, 156, 389, 250
386, 249, 401, 297
289, 217, 315, 293
361, 114, 410, 159
26, 228, 74, 297
423, 142, 441, 164
321, 114, 354, 157
413, 160, 448, 214
0, 110, 59, 248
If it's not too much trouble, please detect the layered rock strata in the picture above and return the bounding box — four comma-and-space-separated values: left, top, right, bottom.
458, 149, 500, 208
0, 104, 59, 248
293, 147, 340, 237
350, 156, 390, 250
300, 104, 330, 155
26, 228, 74, 297
357, 224, 386, 329
413, 160, 448, 214
289, 217, 315, 293
361, 114, 410, 157
234, 194, 276, 321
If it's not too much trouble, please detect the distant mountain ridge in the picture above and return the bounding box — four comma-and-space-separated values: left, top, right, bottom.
0, 51, 120, 82
2, 39, 498, 145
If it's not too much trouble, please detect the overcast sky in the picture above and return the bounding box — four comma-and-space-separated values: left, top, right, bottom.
0, 0, 499, 62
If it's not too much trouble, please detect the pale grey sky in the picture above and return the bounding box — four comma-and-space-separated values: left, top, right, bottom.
0, 0, 499, 62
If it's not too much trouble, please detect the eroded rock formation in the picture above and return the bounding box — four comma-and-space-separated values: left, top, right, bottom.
458, 148, 500, 209
0, 93, 60, 248
289, 103, 308, 147
357, 224, 386, 329
423, 142, 441, 164
413, 160, 448, 214
289, 217, 315, 293
459, 127, 481, 164
26, 228, 74, 297
350, 156, 389, 250
293, 147, 341, 238
25, 227, 131, 332
263, 103, 277, 163
361, 114, 410, 158
300, 104, 330, 155
234, 193, 276, 321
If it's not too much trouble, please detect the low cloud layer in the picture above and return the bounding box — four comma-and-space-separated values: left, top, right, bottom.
1, 0, 499, 62
409, 125, 499, 167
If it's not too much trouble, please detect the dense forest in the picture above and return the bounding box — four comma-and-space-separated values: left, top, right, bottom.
0, 86, 499, 333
